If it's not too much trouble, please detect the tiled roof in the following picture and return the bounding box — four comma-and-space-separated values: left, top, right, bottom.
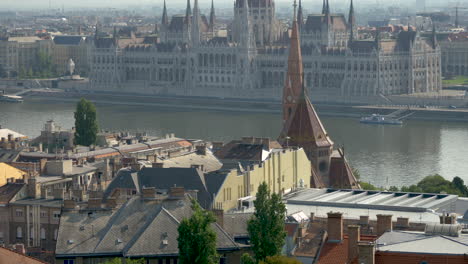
279, 90, 334, 150
0, 247, 47, 264
316, 237, 349, 264
55, 195, 239, 258
215, 141, 265, 161
0, 183, 24, 205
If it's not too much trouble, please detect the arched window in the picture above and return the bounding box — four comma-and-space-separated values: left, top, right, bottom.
54, 229, 58, 241
30, 227, 34, 239
41, 228, 46, 240
16, 227, 22, 238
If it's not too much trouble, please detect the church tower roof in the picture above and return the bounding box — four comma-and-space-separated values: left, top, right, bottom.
282, 0, 303, 122
209, 0, 216, 31
162, 0, 169, 25
279, 0, 333, 159
185, 0, 192, 24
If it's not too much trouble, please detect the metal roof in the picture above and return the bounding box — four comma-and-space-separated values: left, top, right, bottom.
283, 189, 459, 223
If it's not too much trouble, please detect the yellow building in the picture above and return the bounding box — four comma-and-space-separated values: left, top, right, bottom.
211, 138, 312, 211
0, 162, 25, 186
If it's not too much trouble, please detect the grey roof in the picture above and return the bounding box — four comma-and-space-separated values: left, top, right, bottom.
281, 189, 459, 223
55, 195, 239, 258
53, 36, 85, 45
376, 231, 468, 255
104, 167, 214, 208
158, 150, 223, 173
0, 149, 22, 162
285, 189, 458, 213
223, 213, 253, 238
139, 168, 212, 208
102, 168, 138, 200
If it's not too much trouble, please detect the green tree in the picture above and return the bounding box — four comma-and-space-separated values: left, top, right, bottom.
74, 98, 99, 146
247, 182, 286, 262
34, 51, 56, 78
452, 177, 468, 197
359, 181, 380, 191
177, 199, 218, 264
260, 256, 302, 264
388, 186, 399, 192
416, 175, 461, 195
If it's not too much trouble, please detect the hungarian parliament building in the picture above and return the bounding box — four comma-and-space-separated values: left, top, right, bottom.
88, 0, 442, 102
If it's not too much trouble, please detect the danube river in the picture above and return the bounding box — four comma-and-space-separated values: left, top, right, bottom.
1, 98, 468, 187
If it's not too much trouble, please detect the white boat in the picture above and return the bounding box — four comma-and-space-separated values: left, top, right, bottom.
0, 95, 24, 103
360, 114, 402, 125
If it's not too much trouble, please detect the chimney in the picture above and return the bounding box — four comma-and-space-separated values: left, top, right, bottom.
88, 198, 102, 209
27, 178, 41, 199
196, 145, 207, 155
348, 225, 360, 262
40, 186, 48, 199
376, 214, 392, 236
14, 244, 26, 255
359, 215, 369, 226
53, 188, 65, 200
358, 242, 375, 264
7, 133, 13, 142
169, 186, 185, 199
310, 212, 315, 222
212, 209, 224, 228
327, 212, 343, 243
152, 162, 164, 168
39, 159, 47, 175
63, 199, 76, 210
396, 217, 409, 228
142, 187, 156, 199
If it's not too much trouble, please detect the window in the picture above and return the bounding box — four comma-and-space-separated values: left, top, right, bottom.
41, 228, 46, 240
54, 229, 58, 241
53, 211, 61, 219
30, 227, 34, 239
40, 211, 47, 218
16, 226, 22, 238
15, 209, 23, 217
64, 260, 75, 264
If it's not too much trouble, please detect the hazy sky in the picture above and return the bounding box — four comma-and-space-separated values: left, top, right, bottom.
0, 0, 460, 10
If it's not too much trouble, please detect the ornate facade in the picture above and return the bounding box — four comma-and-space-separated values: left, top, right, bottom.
88, 0, 442, 103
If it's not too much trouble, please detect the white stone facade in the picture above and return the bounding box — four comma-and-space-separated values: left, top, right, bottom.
87, 0, 442, 102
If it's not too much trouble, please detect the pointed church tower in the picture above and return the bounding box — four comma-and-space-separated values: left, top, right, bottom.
297, 0, 303, 31
209, 0, 216, 33
278, 1, 353, 188
185, 0, 192, 24
161, 0, 169, 26
348, 0, 356, 44
282, 0, 303, 123
191, 0, 201, 46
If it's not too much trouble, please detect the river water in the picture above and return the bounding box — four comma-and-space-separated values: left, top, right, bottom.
1, 98, 468, 188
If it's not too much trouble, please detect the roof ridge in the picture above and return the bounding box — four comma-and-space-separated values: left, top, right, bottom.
122, 202, 164, 256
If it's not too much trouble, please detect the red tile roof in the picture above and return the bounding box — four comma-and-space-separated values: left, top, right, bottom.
0, 247, 47, 264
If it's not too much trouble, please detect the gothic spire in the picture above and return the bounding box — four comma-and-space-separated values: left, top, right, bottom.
209, 0, 216, 32
348, 0, 355, 26
185, 0, 192, 24
432, 23, 437, 49
322, 0, 327, 14
192, 0, 201, 45
297, 0, 303, 30
162, 0, 169, 25
282, 0, 304, 123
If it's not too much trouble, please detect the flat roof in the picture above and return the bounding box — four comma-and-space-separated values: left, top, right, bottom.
282, 189, 459, 223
